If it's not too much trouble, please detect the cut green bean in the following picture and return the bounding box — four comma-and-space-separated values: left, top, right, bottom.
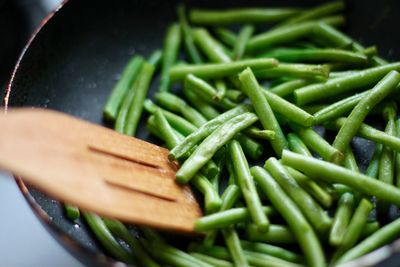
287, 133, 312, 156
240, 241, 303, 264
177, 5, 203, 64
159, 23, 181, 92
289, 122, 343, 162
195, 206, 275, 232
193, 28, 232, 63
264, 158, 332, 234
154, 109, 181, 149
284, 166, 333, 208
176, 113, 258, 183
214, 79, 227, 101
125, 62, 155, 136
233, 25, 254, 60
235, 133, 264, 160
190, 8, 301, 25
312, 22, 353, 48
104, 55, 144, 121
314, 90, 369, 124
103, 219, 160, 267
268, 79, 311, 97
214, 27, 237, 48
252, 166, 325, 267
255, 63, 330, 81
148, 49, 163, 69
170, 58, 278, 81
263, 89, 315, 127
337, 218, 400, 264
332, 71, 400, 159
329, 192, 355, 246
278, 1, 344, 27
190, 252, 234, 267
192, 174, 222, 213
326, 117, 400, 153
239, 68, 288, 156
245, 127, 275, 140
64, 204, 80, 221
281, 150, 400, 206
225, 89, 245, 102
366, 144, 383, 178
344, 146, 359, 172
83, 213, 135, 264
294, 62, 400, 105
183, 86, 221, 120
331, 199, 373, 262
229, 140, 269, 232
185, 74, 237, 109
246, 224, 295, 244
169, 105, 249, 160
222, 227, 249, 267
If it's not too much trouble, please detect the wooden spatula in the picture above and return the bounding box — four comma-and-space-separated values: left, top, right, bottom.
0, 108, 202, 233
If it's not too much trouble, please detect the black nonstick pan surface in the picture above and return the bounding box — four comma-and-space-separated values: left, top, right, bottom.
4, 0, 400, 266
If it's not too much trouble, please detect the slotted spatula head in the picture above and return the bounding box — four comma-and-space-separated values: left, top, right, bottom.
0, 108, 202, 233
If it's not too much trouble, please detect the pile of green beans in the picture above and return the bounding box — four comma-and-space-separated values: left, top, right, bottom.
65, 2, 400, 266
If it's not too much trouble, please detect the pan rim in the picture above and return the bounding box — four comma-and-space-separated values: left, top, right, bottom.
2, 1, 400, 266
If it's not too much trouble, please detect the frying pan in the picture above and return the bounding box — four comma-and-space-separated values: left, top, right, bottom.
4, 0, 400, 266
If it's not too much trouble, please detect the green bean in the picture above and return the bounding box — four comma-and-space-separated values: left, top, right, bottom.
337, 218, 400, 264
281, 150, 400, 206
251, 166, 325, 267
344, 146, 359, 172
176, 113, 258, 183
154, 109, 181, 149
239, 68, 288, 156
289, 122, 343, 162
362, 222, 380, 238
225, 89, 245, 102
177, 5, 203, 64
278, 1, 344, 27
203, 184, 241, 246
189, 243, 305, 267
190, 8, 302, 25
332, 71, 400, 159
155, 92, 208, 127
125, 62, 155, 136
213, 27, 237, 48
104, 55, 144, 121
287, 133, 312, 156
396, 119, 400, 187
193, 28, 231, 63
261, 48, 367, 64
190, 252, 234, 267
183, 87, 221, 120
195, 206, 275, 231
329, 192, 355, 246
144, 99, 197, 136
247, 224, 295, 244
255, 63, 330, 81
240, 241, 303, 264
235, 133, 264, 160
221, 227, 249, 267
147, 115, 185, 142
294, 62, 400, 106
245, 127, 275, 140
314, 90, 370, 124
366, 144, 383, 178
159, 23, 181, 92
233, 25, 254, 60
229, 140, 269, 232
247, 19, 341, 53
169, 105, 248, 160
301, 104, 329, 114
264, 158, 332, 234
170, 58, 278, 81
82, 213, 135, 264
312, 22, 353, 48
192, 174, 222, 213
263, 89, 315, 127
148, 49, 163, 69
185, 74, 236, 109
103, 219, 160, 267
329, 70, 360, 78
214, 79, 227, 101
268, 79, 311, 98
284, 166, 333, 208
331, 199, 373, 262
326, 117, 400, 153
64, 204, 80, 221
